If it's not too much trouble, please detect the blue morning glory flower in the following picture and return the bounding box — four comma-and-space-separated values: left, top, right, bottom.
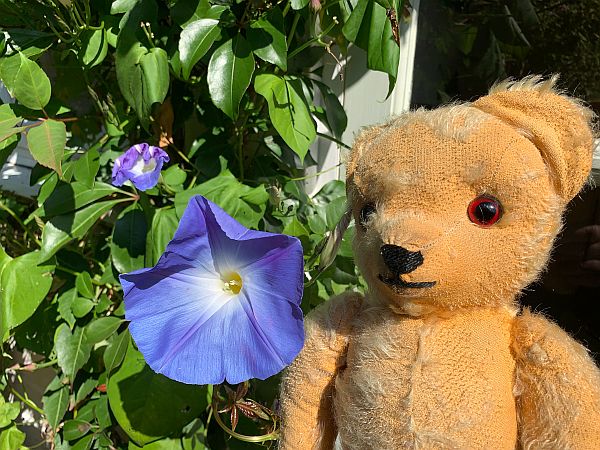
111, 143, 170, 191
120, 196, 305, 385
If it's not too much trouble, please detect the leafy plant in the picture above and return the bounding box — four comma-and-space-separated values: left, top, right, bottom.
0, 0, 404, 448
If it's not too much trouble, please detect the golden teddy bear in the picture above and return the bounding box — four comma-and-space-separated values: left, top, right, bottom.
278, 76, 600, 449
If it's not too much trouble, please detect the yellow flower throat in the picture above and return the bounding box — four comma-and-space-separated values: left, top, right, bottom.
222, 272, 242, 295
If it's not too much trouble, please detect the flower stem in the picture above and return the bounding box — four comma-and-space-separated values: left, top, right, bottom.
288, 162, 342, 181
287, 13, 301, 49
10, 387, 44, 415
316, 131, 351, 149
288, 19, 338, 59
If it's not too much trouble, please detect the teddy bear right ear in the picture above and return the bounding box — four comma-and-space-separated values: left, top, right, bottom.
473, 75, 596, 202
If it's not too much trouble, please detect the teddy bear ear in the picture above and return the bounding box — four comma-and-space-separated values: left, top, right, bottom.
473, 75, 596, 202
345, 122, 391, 186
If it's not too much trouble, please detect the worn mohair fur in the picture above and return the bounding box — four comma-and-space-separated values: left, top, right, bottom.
278, 76, 600, 449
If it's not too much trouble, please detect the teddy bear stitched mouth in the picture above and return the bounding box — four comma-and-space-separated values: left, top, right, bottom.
378, 273, 436, 289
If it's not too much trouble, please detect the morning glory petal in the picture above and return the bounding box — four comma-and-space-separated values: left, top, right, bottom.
121, 194, 305, 385
112, 143, 169, 191
121, 253, 225, 373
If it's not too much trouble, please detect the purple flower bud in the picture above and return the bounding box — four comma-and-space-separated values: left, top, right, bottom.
111, 143, 170, 191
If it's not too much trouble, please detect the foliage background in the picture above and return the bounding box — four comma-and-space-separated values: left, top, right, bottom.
0, 0, 406, 448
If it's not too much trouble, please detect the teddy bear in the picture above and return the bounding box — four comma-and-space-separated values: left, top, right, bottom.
278, 76, 600, 449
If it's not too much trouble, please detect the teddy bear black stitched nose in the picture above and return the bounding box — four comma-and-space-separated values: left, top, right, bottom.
380, 244, 424, 274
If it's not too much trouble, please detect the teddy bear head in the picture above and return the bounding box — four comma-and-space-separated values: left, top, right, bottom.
346, 76, 595, 315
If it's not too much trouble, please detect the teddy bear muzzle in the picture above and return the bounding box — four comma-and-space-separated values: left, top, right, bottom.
378, 244, 436, 289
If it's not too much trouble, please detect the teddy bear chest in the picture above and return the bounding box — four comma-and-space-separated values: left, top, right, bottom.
334, 307, 518, 449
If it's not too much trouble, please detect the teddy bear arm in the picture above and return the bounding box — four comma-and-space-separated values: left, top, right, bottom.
512, 309, 600, 449
278, 291, 363, 450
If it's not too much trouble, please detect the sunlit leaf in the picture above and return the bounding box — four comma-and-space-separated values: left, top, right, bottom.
73, 147, 100, 188
254, 74, 316, 160
39, 199, 121, 262
26, 119, 66, 176
174, 169, 269, 228
248, 9, 287, 70
146, 207, 178, 266
43, 385, 69, 430
207, 35, 255, 119
80, 28, 108, 68
179, 18, 220, 79
13, 52, 51, 110
343, 0, 400, 92
55, 323, 93, 383
0, 251, 54, 342
104, 329, 130, 375
85, 317, 123, 344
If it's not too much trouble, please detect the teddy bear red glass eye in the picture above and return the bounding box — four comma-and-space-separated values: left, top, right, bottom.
468, 195, 502, 227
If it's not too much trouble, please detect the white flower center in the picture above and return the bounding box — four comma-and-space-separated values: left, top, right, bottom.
222, 271, 243, 295
130, 155, 157, 176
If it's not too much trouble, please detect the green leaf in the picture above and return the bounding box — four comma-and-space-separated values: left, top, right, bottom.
85, 317, 122, 344
75, 378, 97, 404
39, 199, 121, 262
55, 324, 93, 383
0, 251, 54, 342
254, 74, 316, 160
0, 401, 20, 428
146, 207, 178, 266
174, 170, 269, 228
0, 426, 25, 450
63, 419, 92, 441
72, 297, 95, 318
13, 52, 51, 110
248, 9, 287, 70
111, 0, 138, 14
207, 35, 255, 119
139, 47, 170, 107
116, 43, 170, 127
75, 272, 94, 299
110, 205, 147, 274
115, 0, 168, 128
107, 343, 207, 446
343, 0, 400, 90
80, 28, 108, 68
291, 0, 309, 10
324, 196, 347, 229
179, 18, 220, 79
5, 29, 54, 57
161, 165, 187, 188
171, 0, 228, 26
73, 147, 100, 188
0, 104, 22, 135
0, 54, 21, 92
104, 329, 130, 375
314, 81, 347, 138
70, 434, 94, 450
37, 181, 120, 218
43, 385, 69, 430
283, 216, 309, 237
57, 288, 77, 328
26, 119, 66, 176
0, 245, 11, 273
0, 104, 22, 166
